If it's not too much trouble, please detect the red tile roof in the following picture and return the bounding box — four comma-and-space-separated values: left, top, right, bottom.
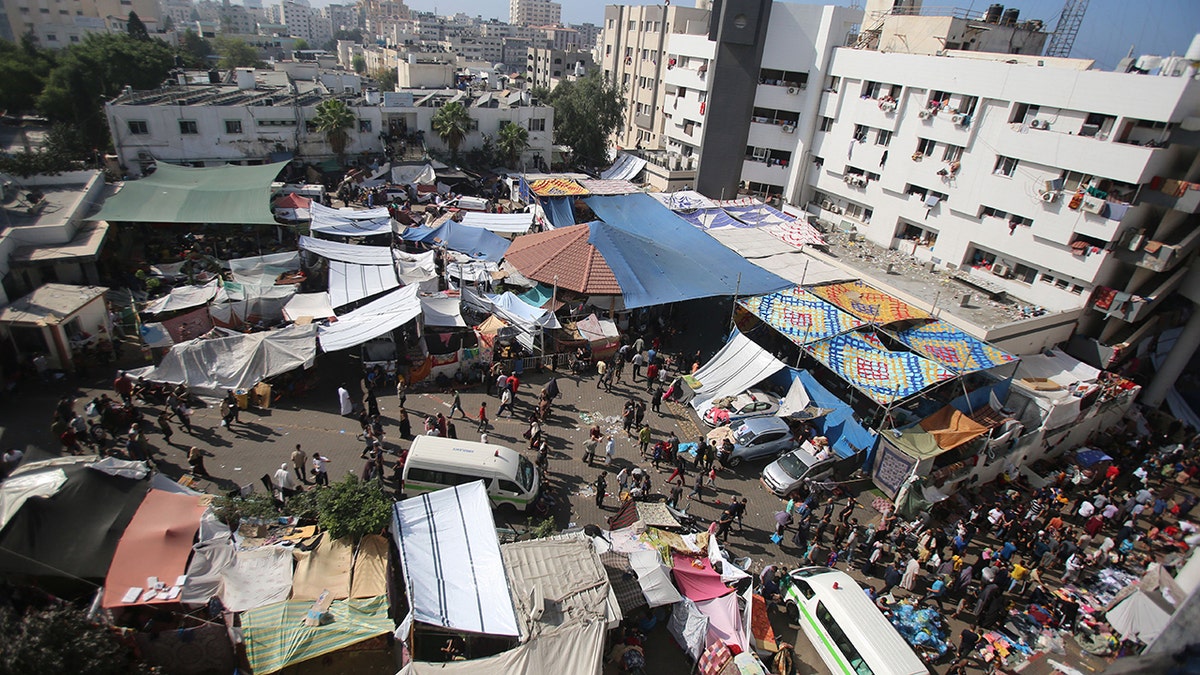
504, 224, 622, 296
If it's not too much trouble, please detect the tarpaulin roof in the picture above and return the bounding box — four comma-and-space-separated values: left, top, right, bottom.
400, 220, 510, 261
696, 593, 749, 654
274, 193, 311, 209
895, 320, 1017, 373
919, 405, 990, 451
628, 549, 684, 607
458, 211, 534, 234
600, 153, 647, 181
649, 190, 716, 210
396, 249, 437, 284
126, 324, 317, 398
671, 552, 732, 602
89, 162, 285, 225
282, 292, 336, 322
292, 534, 353, 600
576, 313, 620, 343
768, 221, 826, 247
350, 534, 388, 598
806, 331, 954, 406
102, 489, 206, 607
0, 463, 68, 531
577, 178, 641, 195
740, 286, 863, 347
298, 236, 394, 265
392, 482, 520, 637
319, 284, 421, 352
1106, 589, 1174, 643
811, 280, 931, 324
392, 163, 437, 185
501, 534, 612, 641
793, 370, 877, 458
399, 623, 607, 675
1075, 448, 1113, 468
503, 224, 621, 296
242, 594, 392, 674
328, 259, 400, 308
142, 279, 220, 315
584, 194, 791, 309
541, 195, 577, 228
487, 291, 561, 329
420, 294, 467, 327
517, 283, 563, 311
529, 178, 589, 197
1014, 348, 1101, 388
719, 201, 797, 227
220, 545, 294, 612
309, 202, 393, 237
676, 208, 747, 230
688, 330, 786, 409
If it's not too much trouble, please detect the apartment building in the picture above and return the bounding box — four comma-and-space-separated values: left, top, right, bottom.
196, 0, 256, 35
160, 0, 196, 31
508, 0, 558, 28
1, 0, 161, 48
856, 0, 1047, 56
599, 2, 711, 150
526, 45, 594, 90
322, 4, 357, 33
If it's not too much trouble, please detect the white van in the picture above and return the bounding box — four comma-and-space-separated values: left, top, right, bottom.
402, 436, 540, 512
782, 567, 929, 675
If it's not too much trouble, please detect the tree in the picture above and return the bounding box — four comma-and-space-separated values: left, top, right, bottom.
0, 604, 152, 674
214, 36, 263, 69
126, 11, 149, 40
0, 35, 55, 114
162, 15, 175, 32
431, 100, 472, 160
292, 38, 309, 51
313, 98, 355, 162
371, 67, 397, 92
496, 121, 529, 168
545, 71, 625, 169
38, 33, 175, 150
179, 29, 213, 68
351, 54, 366, 74
316, 475, 392, 541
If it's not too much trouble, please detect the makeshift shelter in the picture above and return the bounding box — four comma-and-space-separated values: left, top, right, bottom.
142, 279, 221, 315
218, 545, 294, 612
1012, 348, 1102, 430
501, 534, 615, 641
517, 283, 563, 311
89, 162, 285, 225
400, 219, 510, 262
805, 331, 954, 406
458, 211, 534, 234
327, 258, 400, 308
282, 293, 337, 322
308, 202, 393, 237
291, 534, 353, 600
420, 294, 467, 328
670, 552, 732, 603
740, 286, 863, 347
503, 224, 622, 296
242, 594, 392, 674
391, 482, 520, 637
791, 370, 878, 458
584, 194, 791, 309
392, 163, 437, 186
895, 320, 1017, 373
810, 280, 931, 324
1106, 589, 1174, 643
687, 330, 786, 409
574, 314, 621, 358
675, 208, 746, 230
919, 405, 991, 451
274, 192, 312, 222
600, 153, 647, 181
529, 177, 589, 197
627, 549, 684, 607
577, 178, 641, 195
399, 623, 607, 675
126, 324, 317, 398
102, 489, 207, 608
298, 236, 394, 265
318, 284, 421, 352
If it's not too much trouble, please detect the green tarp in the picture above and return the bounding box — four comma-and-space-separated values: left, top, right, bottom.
242, 594, 391, 674
90, 162, 286, 225
888, 426, 945, 460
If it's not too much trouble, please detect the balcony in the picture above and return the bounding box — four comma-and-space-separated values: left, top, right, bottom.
1139, 177, 1200, 214
1115, 223, 1200, 273
1091, 263, 1190, 324
662, 66, 707, 92
635, 112, 653, 130
996, 125, 1171, 185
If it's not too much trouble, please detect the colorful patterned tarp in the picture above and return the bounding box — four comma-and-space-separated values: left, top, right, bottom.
811, 280, 931, 324
768, 221, 826, 247
529, 178, 589, 197
806, 331, 954, 405
577, 179, 641, 195
720, 202, 794, 227
895, 320, 1018, 373
676, 208, 750, 230
740, 286, 863, 346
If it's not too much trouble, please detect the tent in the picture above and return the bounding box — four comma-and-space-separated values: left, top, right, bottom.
600, 153, 647, 181
318, 284, 422, 352
576, 179, 641, 195
298, 236, 394, 265
102, 489, 207, 608
400, 220, 510, 261
670, 551, 732, 602
142, 279, 221, 315
126, 324, 317, 398
648, 190, 717, 211
805, 331, 954, 406
392, 163, 437, 186
676, 208, 747, 230
391, 482, 520, 637
1106, 589, 1174, 643
282, 292, 336, 322
420, 294, 467, 328
242, 595, 392, 674
895, 320, 1017, 373
396, 249, 438, 284
483, 291, 561, 330
219, 545, 294, 612
810, 280, 931, 324
627, 549, 684, 607
399, 622, 606, 675
740, 286, 864, 347
309, 202, 393, 237
688, 330, 786, 409
792, 370, 878, 458
89, 162, 285, 225
503, 224, 622, 296
919, 405, 990, 451
328, 259, 400, 308
584, 194, 791, 309
458, 211, 534, 234
501, 534, 614, 640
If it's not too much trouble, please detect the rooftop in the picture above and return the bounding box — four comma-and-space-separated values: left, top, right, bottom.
0, 283, 108, 325
0, 184, 91, 233
109, 77, 330, 108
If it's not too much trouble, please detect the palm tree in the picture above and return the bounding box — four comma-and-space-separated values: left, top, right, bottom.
431, 101, 472, 161
496, 122, 530, 169
313, 98, 355, 163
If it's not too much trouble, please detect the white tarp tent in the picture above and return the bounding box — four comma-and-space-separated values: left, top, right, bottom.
143, 279, 220, 315
458, 212, 534, 234
420, 295, 466, 328
628, 550, 684, 608
126, 324, 317, 398
777, 378, 813, 418
396, 250, 437, 284
648, 190, 716, 211
328, 259, 400, 308
1106, 589, 1174, 643
392, 481, 519, 637
399, 622, 605, 675
282, 293, 336, 322
488, 291, 561, 329
668, 598, 710, 660
298, 236, 394, 265
392, 163, 437, 186
219, 545, 295, 612
227, 251, 299, 290
0, 464, 69, 530
319, 284, 421, 352
600, 152, 647, 181
689, 330, 786, 409
309, 202, 393, 237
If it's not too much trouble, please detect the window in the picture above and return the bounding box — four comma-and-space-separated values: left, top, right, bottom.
224, 120, 243, 134
981, 206, 1007, 219
792, 578, 815, 600
497, 480, 523, 494
820, 117, 834, 132
958, 95, 979, 115
994, 155, 1019, 177
260, 119, 297, 127
624, 46, 632, 58
1012, 263, 1038, 284
815, 602, 873, 675
942, 144, 963, 162
853, 124, 868, 142
178, 120, 198, 134
358, 119, 371, 132
875, 129, 892, 146
627, 20, 635, 30
528, 118, 545, 132
1071, 284, 1085, 295
406, 468, 476, 486
1040, 273, 1056, 285
45, 34, 57, 42
825, 76, 840, 92
1059, 170, 1092, 191
862, 80, 882, 99
1009, 214, 1033, 227
605, 44, 612, 55
1055, 278, 1069, 290
916, 138, 936, 156
1009, 102, 1039, 124
69, 35, 79, 42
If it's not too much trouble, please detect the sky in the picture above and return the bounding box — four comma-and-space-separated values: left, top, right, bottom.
381, 0, 1200, 70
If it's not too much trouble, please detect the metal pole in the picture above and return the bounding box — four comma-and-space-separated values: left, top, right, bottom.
729, 273, 742, 332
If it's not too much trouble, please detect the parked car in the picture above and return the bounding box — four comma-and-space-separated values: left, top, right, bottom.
761, 447, 839, 496
701, 389, 781, 427
720, 417, 797, 468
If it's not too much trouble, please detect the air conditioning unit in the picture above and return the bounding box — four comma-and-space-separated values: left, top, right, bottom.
917, 109, 932, 120
1041, 190, 1061, 203
991, 264, 1011, 278
951, 113, 965, 125
782, 124, 796, 134
879, 100, 897, 113
1028, 119, 1041, 129
787, 86, 799, 95
1081, 196, 1105, 214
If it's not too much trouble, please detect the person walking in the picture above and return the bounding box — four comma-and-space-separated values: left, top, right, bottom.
449, 390, 466, 419
645, 361, 660, 392
605, 435, 616, 466
224, 391, 242, 424
651, 387, 663, 415
688, 472, 704, 503
312, 452, 332, 486
396, 374, 408, 409
666, 450, 688, 486
398, 409, 412, 439
498, 388, 514, 418
595, 473, 608, 508
174, 401, 194, 434
901, 556, 921, 592
338, 384, 354, 416
187, 446, 210, 478
477, 402, 489, 432
638, 424, 651, 459
291, 444, 308, 483
595, 359, 607, 388
157, 410, 174, 446
622, 400, 636, 437
631, 351, 645, 381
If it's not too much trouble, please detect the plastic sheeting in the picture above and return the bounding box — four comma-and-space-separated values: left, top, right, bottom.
600, 153, 647, 181
628, 549, 684, 607
811, 281, 931, 324
328, 259, 400, 309
541, 196, 576, 229
227, 251, 300, 289
486, 291, 562, 330
309, 202, 393, 236
0, 467, 67, 530
806, 331, 954, 405
126, 324, 317, 398
392, 482, 520, 637
649, 190, 717, 211
895, 320, 1017, 373
392, 163, 437, 186
676, 209, 746, 230
292, 535, 353, 600
282, 293, 336, 322
396, 250, 438, 284
242, 594, 391, 675
102, 489, 207, 608
298, 236, 394, 265
399, 220, 509, 261
501, 535, 612, 641
688, 330, 786, 409
669, 598, 710, 660
584, 194, 791, 309
740, 286, 863, 347
350, 534, 388, 598
181, 533, 235, 606
420, 295, 466, 327
318, 285, 421, 352
399, 621, 606, 675
697, 593, 749, 653
142, 279, 220, 315
458, 211, 534, 234
89, 161, 284, 225
671, 552, 733, 602
793, 369, 878, 459
220, 546, 294, 612
1106, 590, 1173, 643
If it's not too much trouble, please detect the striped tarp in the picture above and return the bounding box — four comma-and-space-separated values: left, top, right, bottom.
242, 594, 391, 674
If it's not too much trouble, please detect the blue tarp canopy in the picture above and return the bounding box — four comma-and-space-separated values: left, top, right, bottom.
518, 283, 557, 309
398, 220, 509, 262
583, 193, 790, 309
782, 369, 879, 460
542, 196, 576, 229
1075, 448, 1113, 469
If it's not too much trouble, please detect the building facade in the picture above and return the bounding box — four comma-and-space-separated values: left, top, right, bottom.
1, 0, 161, 48
526, 45, 594, 90
508, 0, 558, 28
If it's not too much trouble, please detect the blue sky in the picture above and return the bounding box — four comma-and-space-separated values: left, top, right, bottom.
390, 0, 1200, 70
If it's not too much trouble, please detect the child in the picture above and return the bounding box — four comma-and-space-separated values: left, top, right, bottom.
707, 466, 717, 490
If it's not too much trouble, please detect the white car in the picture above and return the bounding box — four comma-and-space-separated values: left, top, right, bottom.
701, 389, 780, 427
